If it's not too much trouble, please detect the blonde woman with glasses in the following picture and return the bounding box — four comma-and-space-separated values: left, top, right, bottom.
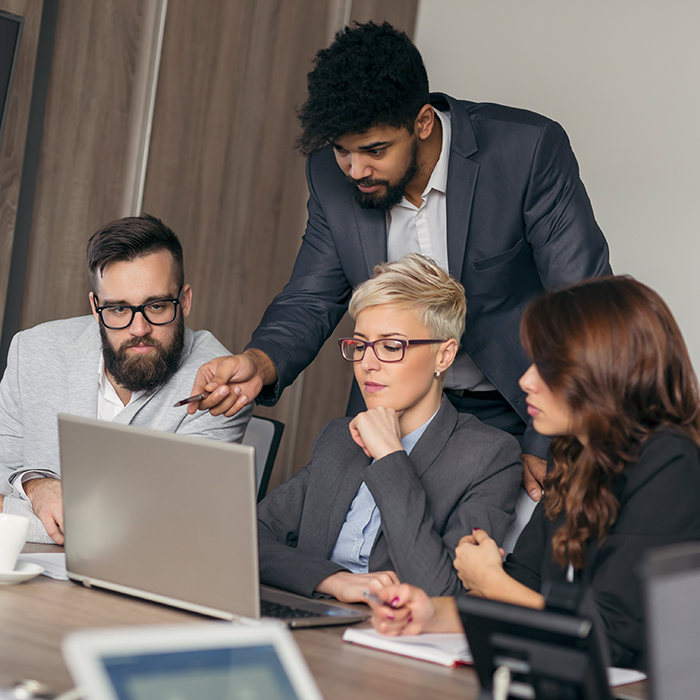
257, 254, 521, 603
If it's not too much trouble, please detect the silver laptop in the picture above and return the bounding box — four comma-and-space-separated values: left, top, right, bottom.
58, 414, 368, 627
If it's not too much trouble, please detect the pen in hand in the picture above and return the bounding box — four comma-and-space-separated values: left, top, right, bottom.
173, 392, 208, 407
363, 589, 384, 606
363, 590, 400, 607
363, 589, 400, 621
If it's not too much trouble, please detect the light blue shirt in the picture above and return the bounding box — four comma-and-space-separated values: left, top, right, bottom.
329, 412, 437, 573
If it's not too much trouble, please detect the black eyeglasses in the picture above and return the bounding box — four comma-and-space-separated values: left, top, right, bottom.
93, 288, 184, 330
338, 337, 446, 363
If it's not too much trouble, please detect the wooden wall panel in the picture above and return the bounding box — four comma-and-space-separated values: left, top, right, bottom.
143, 0, 418, 486
0, 0, 42, 330
3, 0, 419, 488
141, 0, 335, 484
142, 0, 329, 348
19, 0, 164, 329
350, 0, 419, 33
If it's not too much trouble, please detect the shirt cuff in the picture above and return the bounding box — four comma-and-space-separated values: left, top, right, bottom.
9, 470, 60, 499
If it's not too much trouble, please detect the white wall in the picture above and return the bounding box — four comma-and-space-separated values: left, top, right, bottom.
415, 1, 700, 367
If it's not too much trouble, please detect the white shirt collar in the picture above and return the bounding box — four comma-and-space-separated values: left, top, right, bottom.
421, 108, 451, 198
97, 352, 145, 410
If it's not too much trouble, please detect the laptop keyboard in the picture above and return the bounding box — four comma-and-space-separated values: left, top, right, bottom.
260, 600, 319, 619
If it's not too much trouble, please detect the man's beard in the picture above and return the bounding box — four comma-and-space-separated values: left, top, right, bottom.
350, 138, 419, 212
100, 316, 185, 393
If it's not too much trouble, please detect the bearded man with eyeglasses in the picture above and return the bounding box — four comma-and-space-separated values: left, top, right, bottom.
0, 214, 251, 543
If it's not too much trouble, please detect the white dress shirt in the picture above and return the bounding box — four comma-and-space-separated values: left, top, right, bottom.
386, 109, 494, 392
96, 354, 145, 421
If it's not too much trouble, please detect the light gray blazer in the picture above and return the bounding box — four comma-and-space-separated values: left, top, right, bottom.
0, 315, 251, 542
258, 397, 522, 598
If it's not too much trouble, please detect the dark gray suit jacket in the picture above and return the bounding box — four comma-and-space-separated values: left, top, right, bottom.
258, 398, 521, 598
248, 94, 611, 457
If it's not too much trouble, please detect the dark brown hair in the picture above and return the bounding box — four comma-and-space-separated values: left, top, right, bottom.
87, 214, 183, 293
521, 276, 700, 568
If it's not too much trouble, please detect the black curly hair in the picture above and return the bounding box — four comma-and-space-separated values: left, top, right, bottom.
296, 21, 430, 156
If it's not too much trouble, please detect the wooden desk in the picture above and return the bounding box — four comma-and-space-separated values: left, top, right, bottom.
0, 554, 478, 699
0, 546, 646, 700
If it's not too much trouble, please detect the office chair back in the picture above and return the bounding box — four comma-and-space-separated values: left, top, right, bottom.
242, 415, 285, 501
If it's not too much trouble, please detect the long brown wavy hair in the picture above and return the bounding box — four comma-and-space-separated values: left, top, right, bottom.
521, 276, 700, 569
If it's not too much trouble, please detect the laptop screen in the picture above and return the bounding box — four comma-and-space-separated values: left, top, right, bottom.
102, 644, 300, 700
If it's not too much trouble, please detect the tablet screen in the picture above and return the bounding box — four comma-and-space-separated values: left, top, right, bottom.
102, 644, 300, 700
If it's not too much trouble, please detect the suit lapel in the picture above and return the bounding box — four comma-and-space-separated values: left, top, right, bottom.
370, 398, 458, 566
433, 93, 480, 283
111, 391, 156, 425
67, 322, 101, 418
404, 396, 459, 478
352, 200, 387, 277
324, 448, 372, 556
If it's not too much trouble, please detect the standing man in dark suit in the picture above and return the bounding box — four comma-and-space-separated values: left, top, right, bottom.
188, 21, 611, 500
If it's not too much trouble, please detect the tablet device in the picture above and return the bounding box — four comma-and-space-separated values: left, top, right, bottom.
62, 621, 324, 700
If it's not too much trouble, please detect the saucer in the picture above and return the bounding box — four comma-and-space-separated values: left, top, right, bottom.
0, 561, 44, 585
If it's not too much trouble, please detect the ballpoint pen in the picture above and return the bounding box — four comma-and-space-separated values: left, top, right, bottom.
173, 392, 208, 407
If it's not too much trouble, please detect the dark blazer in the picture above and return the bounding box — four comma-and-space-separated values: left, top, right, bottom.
258, 397, 522, 598
249, 94, 611, 457
504, 429, 700, 669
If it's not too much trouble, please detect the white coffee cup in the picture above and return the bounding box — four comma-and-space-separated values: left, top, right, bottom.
0, 513, 30, 572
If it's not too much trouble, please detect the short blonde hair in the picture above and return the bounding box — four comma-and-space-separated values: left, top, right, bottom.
349, 254, 466, 340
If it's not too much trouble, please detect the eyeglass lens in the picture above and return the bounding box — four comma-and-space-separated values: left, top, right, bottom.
101, 300, 177, 329
341, 339, 406, 362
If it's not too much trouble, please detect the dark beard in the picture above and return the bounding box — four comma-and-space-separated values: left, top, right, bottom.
100, 316, 185, 393
350, 138, 419, 212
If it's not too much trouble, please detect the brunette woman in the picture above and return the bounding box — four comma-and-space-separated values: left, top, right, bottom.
369, 276, 700, 669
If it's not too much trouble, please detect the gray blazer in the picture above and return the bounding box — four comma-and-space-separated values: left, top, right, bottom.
0, 315, 252, 542
249, 94, 611, 458
258, 397, 521, 598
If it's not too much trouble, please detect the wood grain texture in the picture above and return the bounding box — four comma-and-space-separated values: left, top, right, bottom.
0, 565, 494, 700
5, 0, 420, 486
142, 0, 324, 344
0, 0, 42, 331
141, 0, 336, 484
349, 0, 419, 33
18, 0, 166, 329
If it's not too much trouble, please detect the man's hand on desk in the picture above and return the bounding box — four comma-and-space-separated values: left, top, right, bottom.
187, 349, 277, 417
23, 477, 64, 544
315, 570, 400, 603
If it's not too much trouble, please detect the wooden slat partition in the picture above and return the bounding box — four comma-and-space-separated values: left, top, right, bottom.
141, 0, 342, 485
2, 0, 419, 487
0, 0, 43, 330
18, 0, 165, 328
